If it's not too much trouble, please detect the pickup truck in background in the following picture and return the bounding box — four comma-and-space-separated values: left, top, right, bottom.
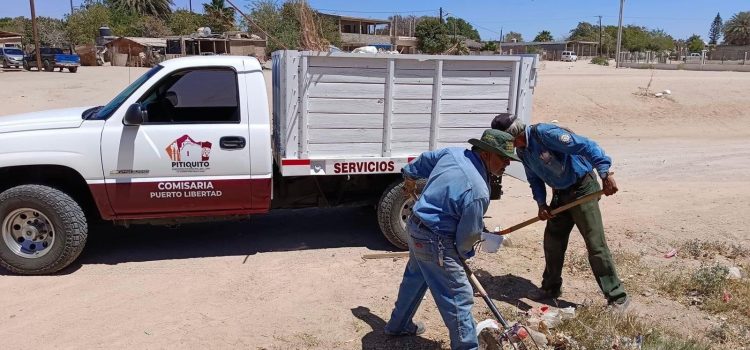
23, 47, 80, 73
0, 50, 537, 274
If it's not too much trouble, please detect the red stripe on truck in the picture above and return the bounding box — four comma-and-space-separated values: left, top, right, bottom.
282, 159, 311, 166
88, 178, 272, 220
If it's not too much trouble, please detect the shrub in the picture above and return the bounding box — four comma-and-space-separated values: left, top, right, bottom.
590, 56, 609, 65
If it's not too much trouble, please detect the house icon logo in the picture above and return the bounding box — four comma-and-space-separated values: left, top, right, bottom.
166, 135, 212, 172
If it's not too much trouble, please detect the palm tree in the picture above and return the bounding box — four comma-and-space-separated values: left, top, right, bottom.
533, 30, 554, 42
110, 0, 174, 18
723, 11, 750, 45
203, 0, 236, 33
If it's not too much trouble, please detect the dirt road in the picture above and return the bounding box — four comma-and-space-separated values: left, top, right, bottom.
1, 61, 748, 349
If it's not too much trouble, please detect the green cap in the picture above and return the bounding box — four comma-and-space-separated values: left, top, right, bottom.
468, 129, 520, 161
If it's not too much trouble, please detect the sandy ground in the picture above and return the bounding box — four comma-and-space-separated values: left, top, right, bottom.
1, 60, 749, 349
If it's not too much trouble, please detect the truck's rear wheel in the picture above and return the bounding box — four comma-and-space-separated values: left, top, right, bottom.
22, 61, 30, 70
0, 185, 87, 275
377, 180, 425, 250
43, 60, 52, 72
68, 66, 78, 73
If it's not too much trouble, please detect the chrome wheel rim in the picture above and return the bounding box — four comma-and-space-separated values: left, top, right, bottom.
399, 197, 415, 232
2, 208, 55, 258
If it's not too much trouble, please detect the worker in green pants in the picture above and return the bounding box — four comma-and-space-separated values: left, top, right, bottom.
492, 113, 628, 309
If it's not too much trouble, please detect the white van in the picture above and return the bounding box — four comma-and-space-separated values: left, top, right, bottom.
561, 51, 578, 62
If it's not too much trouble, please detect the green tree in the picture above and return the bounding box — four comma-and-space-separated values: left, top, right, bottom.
647, 29, 674, 52
568, 21, 597, 41
622, 25, 650, 52
66, 3, 111, 45
444, 17, 480, 41
203, 0, 236, 33
480, 41, 498, 52
137, 15, 172, 37
709, 13, 723, 45
169, 10, 205, 35
723, 11, 750, 45
533, 30, 553, 42
503, 31, 523, 42
415, 17, 449, 54
107, 0, 173, 18
687, 34, 705, 53
246, 0, 340, 54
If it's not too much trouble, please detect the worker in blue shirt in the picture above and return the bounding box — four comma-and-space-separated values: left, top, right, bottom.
491, 113, 628, 309
384, 129, 518, 350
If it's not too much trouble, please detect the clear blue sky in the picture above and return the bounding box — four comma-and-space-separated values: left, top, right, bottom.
2, 0, 747, 41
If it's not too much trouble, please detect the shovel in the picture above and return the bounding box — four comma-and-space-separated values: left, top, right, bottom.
362, 190, 605, 260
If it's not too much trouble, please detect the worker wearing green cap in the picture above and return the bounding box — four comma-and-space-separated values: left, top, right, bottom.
385, 129, 517, 349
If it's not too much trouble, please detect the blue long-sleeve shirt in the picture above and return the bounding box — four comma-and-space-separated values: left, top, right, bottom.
402, 148, 490, 259
518, 124, 612, 206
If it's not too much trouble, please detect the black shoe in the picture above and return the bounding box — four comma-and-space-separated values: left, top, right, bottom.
384, 321, 426, 336
528, 287, 563, 300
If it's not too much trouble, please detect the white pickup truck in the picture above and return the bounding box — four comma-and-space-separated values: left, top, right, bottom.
0, 50, 537, 274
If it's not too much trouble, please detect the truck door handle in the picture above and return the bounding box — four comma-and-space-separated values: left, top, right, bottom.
220, 136, 246, 150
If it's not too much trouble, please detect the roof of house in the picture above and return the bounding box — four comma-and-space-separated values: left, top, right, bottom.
319, 13, 390, 24
106, 37, 167, 47
499, 40, 599, 47
0, 30, 22, 39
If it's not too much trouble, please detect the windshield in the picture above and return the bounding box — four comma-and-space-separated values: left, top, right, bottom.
3, 48, 23, 55
90, 65, 163, 120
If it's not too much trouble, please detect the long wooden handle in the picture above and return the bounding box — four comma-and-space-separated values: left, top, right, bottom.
496, 190, 604, 235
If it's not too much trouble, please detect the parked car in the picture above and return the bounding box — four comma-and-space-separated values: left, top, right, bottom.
1, 47, 25, 69
561, 50, 578, 62
23, 47, 80, 73
0, 51, 539, 274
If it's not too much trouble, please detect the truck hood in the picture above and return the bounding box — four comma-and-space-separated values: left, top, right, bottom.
0, 107, 90, 134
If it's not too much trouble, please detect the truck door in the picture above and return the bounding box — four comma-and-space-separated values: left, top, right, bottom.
99, 65, 256, 219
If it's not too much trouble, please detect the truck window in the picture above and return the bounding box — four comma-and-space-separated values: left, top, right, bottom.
140, 68, 240, 124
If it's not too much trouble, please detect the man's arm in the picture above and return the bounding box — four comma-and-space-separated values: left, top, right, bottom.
455, 197, 487, 259
524, 163, 548, 207
402, 149, 446, 180
540, 127, 612, 178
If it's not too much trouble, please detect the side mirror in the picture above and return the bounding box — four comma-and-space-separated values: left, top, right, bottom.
123, 103, 147, 126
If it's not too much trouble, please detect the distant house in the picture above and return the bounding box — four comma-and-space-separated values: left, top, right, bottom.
165, 32, 266, 59
105, 37, 167, 67
0, 31, 22, 48
320, 13, 419, 53
498, 40, 599, 60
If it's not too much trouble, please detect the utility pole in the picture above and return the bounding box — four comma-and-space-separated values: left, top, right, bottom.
439, 7, 444, 23
29, 0, 42, 72
597, 15, 603, 57
70, 0, 74, 14
615, 0, 624, 67
189, 0, 192, 13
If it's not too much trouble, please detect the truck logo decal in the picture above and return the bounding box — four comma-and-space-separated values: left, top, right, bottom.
166, 135, 212, 173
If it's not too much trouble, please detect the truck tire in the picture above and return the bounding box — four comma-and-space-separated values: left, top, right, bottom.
43, 60, 52, 72
376, 179, 425, 250
0, 185, 88, 275
22, 61, 30, 71
68, 66, 78, 73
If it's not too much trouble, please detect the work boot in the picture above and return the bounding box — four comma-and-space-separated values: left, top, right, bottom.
384, 321, 426, 336
527, 287, 563, 301
608, 296, 631, 312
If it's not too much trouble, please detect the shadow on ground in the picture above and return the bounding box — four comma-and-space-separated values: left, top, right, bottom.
0, 207, 395, 275
351, 306, 445, 350
473, 270, 578, 311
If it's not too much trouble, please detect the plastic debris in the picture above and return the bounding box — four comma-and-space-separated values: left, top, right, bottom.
654, 92, 664, 97
560, 306, 576, 320
664, 248, 677, 258
723, 290, 733, 303
476, 319, 500, 335
663, 89, 671, 95
727, 266, 742, 280
551, 119, 559, 123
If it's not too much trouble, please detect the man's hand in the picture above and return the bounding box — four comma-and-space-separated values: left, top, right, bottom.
602, 172, 619, 196
403, 178, 417, 200
538, 204, 553, 221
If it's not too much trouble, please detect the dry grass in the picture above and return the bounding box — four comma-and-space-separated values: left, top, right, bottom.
554, 305, 711, 350
679, 239, 750, 260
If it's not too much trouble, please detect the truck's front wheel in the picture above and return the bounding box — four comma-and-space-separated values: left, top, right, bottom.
0, 185, 88, 275
377, 180, 425, 250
